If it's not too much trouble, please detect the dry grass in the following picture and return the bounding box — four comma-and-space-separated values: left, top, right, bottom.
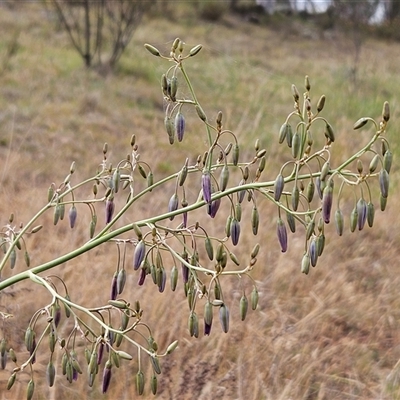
0, 3, 399, 400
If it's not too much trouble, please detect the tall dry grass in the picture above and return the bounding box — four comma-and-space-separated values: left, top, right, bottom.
0, 3, 399, 400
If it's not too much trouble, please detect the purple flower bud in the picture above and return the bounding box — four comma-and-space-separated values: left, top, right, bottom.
207, 198, 221, 218
110, 273, 118, 300
69, 205, 77, 228
72, 367, 79, 381
133, 240, 146, 270
357, 198, 367, 230
182, 211, 188, 228
321, 179, 334, 224
137, 267, 146, 286
230, 218, 240, 246
102, 364, 112, 394
97, 343, 104, 365
202, 172, 212, 204
309, 238, 318, 267
105, 199, 115, 224
277, 217, 287, 252
181, 252, 189, 283
204, 321, 212, 336
175, 112, 185, 142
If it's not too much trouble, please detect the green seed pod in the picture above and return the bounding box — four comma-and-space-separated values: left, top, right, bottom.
367, 202, 375, 227
382, 101, 390, 122
219, 165, 229, 191
151, 374, 158, 395
62, 352, 68, 375
25, 327, 35, 353
379, 169, 389, 198
353, 117, 369, 130
301, 252, 310, 275
350, 207, 358, 232
136, 370, 145, 395
232, 144, 239, 166
88, 350, 98, 375
53, 204, 60, 226
46, 361, 56, 387
250, 287, 259, 310
292, 185, 299, 211
317, 94, 325, 112
170, 76, 178, 101
150, 355, 162, 375
9, 249, 16, 270
320, 161, 330, 182
48, 329, 56, 353
89, 215, 97, 238
205, 237, 214, 261
164, 116, 174, 144
380, 194, 387, 211
317, 233, 325, 257
335, 208, 344, 236
274, 173, 284, 202
204, 301, 213, 327
291, 132, 300, 158
251, 243, 260, 259
286, 211, 296, 233
305, 220, 315, 241
189, 44, 202, 57
195, 105, 207, 122
383, 150, 392, 173
170, 265, 178, 291
219, 304, 229, 333
225, 215, 232, 238
161, 74, 168, 96
251, 207, 259, 236
369, 154, 380, 173
9, 348, 16, 363
144, 43, 161, 57
188, 311, 199, 338
306, 181, 315, 203
325, 123, 335, 142
278, 123, 288, 144
239, 295, 248, 321
229, 251, 240, 266
7, 372, 16, 390
27, 379, 35, 400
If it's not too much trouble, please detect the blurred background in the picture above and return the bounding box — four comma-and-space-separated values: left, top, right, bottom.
0, 1, 399, 399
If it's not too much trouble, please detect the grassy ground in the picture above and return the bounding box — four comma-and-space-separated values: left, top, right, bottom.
0, 3, 399, 399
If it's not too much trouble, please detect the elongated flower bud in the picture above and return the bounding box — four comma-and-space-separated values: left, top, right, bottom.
307, 180, 315, 203
144, 43, 160, 57
286, 211, 296, 233
69, 205, 77, 229
219, 165, 229, 192
276, 217, 288, 252
175, 112, 185, 142
292, 185, 299, 211
239, 295, 248, 321
383, 150, 392, 173
367, 202, 375, 227
317, 94, 325, 112
382, 101, 390, 122
110, 272, 118, 300
202, 171, 212, 203
219, 304, 229, 333
168, 193, 179, 220
279, 123, 288, 144
105, 198, 115, 224
170, 266, 178, 291
369, 154, 380, 173
335, 208, 344, 236
322, 184, 333, 224
230, 218, 240, 246
353, 117, 368, 130
309, 238, 318, 267
117, 268, 126, 295
188, 312, 199, 338
101, 362, 112, 394
292, 132, 300, 158
27, 379, 35, 400
350, 207, 358, 232
274, 173, 284, 202
379, 169, 389, 198
357, 198, 367, 230
251, 207, 259, 235
301, 252, 310, 274
207, 198, 221, 218
325, 123, 335, 142
46, 361, 56, 387
232, 144, 239, 166
251, 287, 259, 310
189, 44, 202, 57
133, 240, 146, 270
